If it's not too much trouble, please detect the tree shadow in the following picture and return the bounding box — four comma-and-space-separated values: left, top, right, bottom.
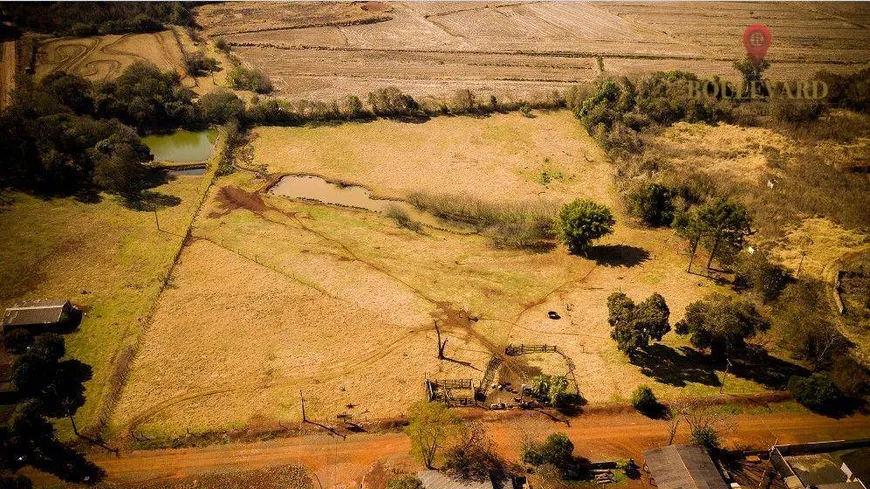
122, 190, 182, 212
587, 245, 651, 268
633, 344, 721, 387
729, 345, 809, 390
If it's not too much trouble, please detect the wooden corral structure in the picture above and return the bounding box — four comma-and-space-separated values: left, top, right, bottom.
425, 375, 478, 406
505, 343, 558, 355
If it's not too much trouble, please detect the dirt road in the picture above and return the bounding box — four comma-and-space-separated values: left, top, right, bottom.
86, 409, 870, 487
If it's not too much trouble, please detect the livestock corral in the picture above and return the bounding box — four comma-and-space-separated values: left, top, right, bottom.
196, 1, 870, 101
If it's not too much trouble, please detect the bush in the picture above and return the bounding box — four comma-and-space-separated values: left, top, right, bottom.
521, 433, 575, 476
183, 52, 219, 77
627, 182, 675, 227
631, 385, 658, 415
408, 192, 558, 249
386, 475, 423, 489
228, 65, 273, 94
197, 90, 245, 124
214, 37, 230, 52
386, 205, 423, 233
831, 356, 869, 398
556, 199, 615, 255
442, 424, 507, 483
691, 426, 720, 452
733, 250, 789, 303
3, 329, 34, 354
772, 99, 827, 123
788, 372, 842, 413
368, 87, 419, 117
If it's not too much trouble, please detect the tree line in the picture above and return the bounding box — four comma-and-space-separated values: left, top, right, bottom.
0, 2, 192, 37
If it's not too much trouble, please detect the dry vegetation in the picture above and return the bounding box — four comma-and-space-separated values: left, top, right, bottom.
194, 2, 870, 101
35, 30, 188, 82
112, 111, 793, 440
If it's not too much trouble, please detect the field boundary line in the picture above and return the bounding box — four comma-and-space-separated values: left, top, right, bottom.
89, 129, 229, 440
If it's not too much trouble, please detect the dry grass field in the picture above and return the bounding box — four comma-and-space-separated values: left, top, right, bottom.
195, 1, 870, 101
35, 30, 188, 82
112, 111, 793, 440
0, 162, 219, 438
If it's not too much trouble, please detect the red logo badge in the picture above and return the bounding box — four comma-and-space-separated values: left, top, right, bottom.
743, 24, 772, 66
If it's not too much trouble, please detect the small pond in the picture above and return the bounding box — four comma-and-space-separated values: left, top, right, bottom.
269, 175, 409, 213
143, 129, 217, 163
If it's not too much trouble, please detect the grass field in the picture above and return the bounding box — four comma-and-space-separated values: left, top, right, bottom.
195, 2, 870, 101
0, 138, 222, 438
112, 111, 793, 440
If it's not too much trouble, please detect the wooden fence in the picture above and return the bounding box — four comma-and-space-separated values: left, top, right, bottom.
505, 344, 558, 356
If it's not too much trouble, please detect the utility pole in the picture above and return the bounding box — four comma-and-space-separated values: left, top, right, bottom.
300, 390, 307, 423
719, 359, 732, 394
153, 209, 161, 231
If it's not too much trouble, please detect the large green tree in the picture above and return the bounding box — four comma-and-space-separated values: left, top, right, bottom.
675, 294, 769, 362
607, 292, 671, 358
406, 401, 463, 469
556, 199, 615, 255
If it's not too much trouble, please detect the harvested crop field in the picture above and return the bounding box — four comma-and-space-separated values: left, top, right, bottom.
196, 1, 870, 101
114, 112, 786, 439
35, 30, 188, 82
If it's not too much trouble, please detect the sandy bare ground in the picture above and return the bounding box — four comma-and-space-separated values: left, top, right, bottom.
80, 410, 870, 488
195, 2, 870, 101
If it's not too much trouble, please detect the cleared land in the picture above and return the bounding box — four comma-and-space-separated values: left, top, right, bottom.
113, 111, 797, 440
0, 140, 223, 437
196, 2, 870, 101
35, 30, 188, 83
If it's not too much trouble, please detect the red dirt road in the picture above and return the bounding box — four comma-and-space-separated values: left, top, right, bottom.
86, 410, 870, 487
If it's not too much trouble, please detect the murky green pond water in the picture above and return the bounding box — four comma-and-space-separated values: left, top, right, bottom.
143, 129, 217, 163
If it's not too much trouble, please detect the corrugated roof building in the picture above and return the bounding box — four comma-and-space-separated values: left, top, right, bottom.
644, 445, 728, 489
841, 448, 870, 489
2, 299, 72, 331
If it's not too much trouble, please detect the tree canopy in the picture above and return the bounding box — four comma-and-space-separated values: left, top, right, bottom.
675, 294, 769, 362
556, 199, 615, 255
607, 292, 671, 358
406, 401, 463, 469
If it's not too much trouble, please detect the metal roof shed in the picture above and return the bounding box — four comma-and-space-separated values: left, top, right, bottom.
644, 445, 729, 489
2, 299, 72, 330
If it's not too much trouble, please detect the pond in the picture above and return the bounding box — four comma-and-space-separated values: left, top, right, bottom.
143, 129, 217, 163
269, 175, 410, 213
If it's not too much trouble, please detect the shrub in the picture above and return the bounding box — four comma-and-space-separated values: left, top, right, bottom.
197, 90, 245, 124
228, 65, 273, 94
386, 205, 423, 233
627, 182, 675, 227
631, 385, 658, 415
368, 87, 418, 117
831, 356, 869, 398
183, 52, 219, 77
772, 99, 827, 123
556, 199, 615, 255
788, 372, 841, 413
733, 250, 789, 303
452, 89, 476, 114
386, 475, 423, 489
343, 95, 366, 119
442, 423, 507, 483
675, 294, 769, 363
214, 37, 230, 52
3, 329, 34, 354
521, 433, 575, 474
773, 281, 848, 370
691, 426, 720, 452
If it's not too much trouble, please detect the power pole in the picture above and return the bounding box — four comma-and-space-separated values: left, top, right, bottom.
300, 390, 307, 423
153, 209, 161, 231
434, 320, 447, 359
719, 359, 732, 394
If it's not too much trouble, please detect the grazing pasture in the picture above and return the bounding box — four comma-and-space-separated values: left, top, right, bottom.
113, 112, 786, 440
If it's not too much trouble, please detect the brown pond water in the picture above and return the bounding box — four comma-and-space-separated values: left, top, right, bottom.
268, 175, 411, 213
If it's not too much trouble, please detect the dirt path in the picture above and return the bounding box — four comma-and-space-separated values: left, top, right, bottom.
85, 410, 870, 487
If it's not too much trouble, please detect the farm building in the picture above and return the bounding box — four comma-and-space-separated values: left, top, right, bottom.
644, 445, 728, 489
840, 448, 870, 489
2, 299, 73, 332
